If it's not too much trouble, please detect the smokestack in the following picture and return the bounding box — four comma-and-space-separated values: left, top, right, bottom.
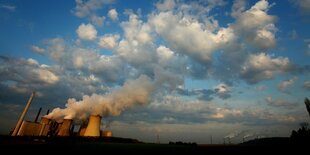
11, 92, 35, 136
57, 119, 73, 136
34, 107, 42, 123
84, 115, 101, 137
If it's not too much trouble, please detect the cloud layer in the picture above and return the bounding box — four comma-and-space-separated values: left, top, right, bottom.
1, 0, 309, 143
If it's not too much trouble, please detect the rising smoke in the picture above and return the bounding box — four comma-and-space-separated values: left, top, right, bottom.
46, 75, 155, 122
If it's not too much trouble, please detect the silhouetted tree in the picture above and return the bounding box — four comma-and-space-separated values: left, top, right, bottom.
305, 98, 310, 118
300, 122, 309, 130
290, 98, 310, 143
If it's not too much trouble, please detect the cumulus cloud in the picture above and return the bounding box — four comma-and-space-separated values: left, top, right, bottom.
149, 11, 235, 64
241, 53, 292, 84
231, 0, 246, 17
265, 96, 298, 109
108, 8, 118, 21
73, 0, 115, 18
176, 84, 232, 101
0, 56, 59, 85
214, 83, 231, 99
76, 23, 97, 40
303, 81, 310, 90
155, 0, 176, 11
91, 15, 105, 26
2, 0, 308, 139
98, 34, 120, 49
149, 96, 299, 125
232, 0, 277, 51
46, 37, 66, 61
156, 45, 174, 61
114, 13, 158, 73
278, 77, 297, 93
30, 45, 45, 55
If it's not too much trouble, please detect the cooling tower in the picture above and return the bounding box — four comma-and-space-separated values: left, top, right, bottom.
83, 115, 101, 137
101, 131, 112, 137
39, 117, 50, 136
40, 117, 50, 124
57, 119, 73, 136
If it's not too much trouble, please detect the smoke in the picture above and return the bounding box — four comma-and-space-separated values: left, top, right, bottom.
46, 75, 155, 121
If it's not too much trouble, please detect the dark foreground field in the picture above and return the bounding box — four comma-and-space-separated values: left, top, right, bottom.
0, 136, 308, 155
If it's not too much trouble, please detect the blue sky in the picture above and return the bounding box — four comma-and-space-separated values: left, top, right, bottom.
1, 0, 310, 144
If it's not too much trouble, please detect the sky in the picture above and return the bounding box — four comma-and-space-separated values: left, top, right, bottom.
1, 0, 310, 144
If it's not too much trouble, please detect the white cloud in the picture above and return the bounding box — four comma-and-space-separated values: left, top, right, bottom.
46, 38, 65, 61
303, 81, 310, 90
0, 57, 59, 85
211, 108, 242, 119
231, 0, 246, 17
115, 13, 157, 70
156, 45, 174, 61
278, 77, 297, 92
91, 15, 105, 26
213, 83, 231, 99
265, 96, 298, 109
76, 23, 97, 40
241, 53, 292, 84
98, 34, 120, 49
73, 0, 115, 18
149, 11, 235, 64
214, 83, 230, 94
232, 0, 277, 51
121, 13, 153, 45
33, 67, 59, 84
73, 56, 84, 68
108, 8, 118, 21
30, 45, 45, 55
27, 58, 39, 66
155, 0, 176, 11
0, 4, 16, 12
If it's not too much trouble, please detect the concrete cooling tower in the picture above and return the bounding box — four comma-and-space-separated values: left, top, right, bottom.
57, 119, 73, 136
83, 115, 102, 137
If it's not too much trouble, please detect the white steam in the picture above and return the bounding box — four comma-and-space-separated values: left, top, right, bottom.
46, 75, 155, 121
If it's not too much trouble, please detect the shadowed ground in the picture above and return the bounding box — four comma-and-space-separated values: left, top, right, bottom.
0, 136, 308, 155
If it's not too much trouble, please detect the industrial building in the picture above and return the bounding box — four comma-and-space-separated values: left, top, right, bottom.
11, 92, 112, 138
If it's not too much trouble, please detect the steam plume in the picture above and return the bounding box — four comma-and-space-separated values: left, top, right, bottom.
46, 75, 155, 121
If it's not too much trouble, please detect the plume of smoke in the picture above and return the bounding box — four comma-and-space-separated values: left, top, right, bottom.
46, 75, 155, 122
243, 133, 253, 140
224, 130, 242, 139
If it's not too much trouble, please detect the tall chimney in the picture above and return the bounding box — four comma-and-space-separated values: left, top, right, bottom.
34, 107, 42, 123
57, 119, 73, 136
11, 92, 35, 136
84, 115, 101, 137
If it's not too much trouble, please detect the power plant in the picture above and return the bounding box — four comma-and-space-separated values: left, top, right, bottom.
11, 92, 112, 138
